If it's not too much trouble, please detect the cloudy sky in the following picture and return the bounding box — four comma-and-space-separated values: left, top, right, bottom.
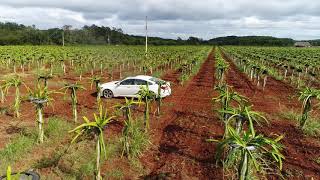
0, 0, 320, 40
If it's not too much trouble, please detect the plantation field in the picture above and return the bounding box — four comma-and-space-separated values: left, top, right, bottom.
0, 45, 319, 179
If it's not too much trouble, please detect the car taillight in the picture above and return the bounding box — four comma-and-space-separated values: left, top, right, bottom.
161, 86, 168, 90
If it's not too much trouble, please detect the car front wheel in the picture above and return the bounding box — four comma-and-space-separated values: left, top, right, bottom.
103, 89, 114, 98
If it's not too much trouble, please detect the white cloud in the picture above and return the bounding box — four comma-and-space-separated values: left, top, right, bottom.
0, 0, 320, 40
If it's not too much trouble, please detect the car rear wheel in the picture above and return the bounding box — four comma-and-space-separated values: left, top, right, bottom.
103, 89, 114, 98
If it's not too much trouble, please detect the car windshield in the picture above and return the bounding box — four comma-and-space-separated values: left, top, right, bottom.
149, 77, 166, 85
134, 79, 152, 85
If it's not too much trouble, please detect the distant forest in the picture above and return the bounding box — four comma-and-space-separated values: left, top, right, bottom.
208, 36, 295, 46
0, 22, 315, 46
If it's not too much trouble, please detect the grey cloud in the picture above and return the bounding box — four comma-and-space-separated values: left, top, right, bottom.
1, 0, 320, 40
3, 0, 320, 21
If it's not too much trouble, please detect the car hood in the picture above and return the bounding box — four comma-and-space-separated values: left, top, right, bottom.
99, 81, 119, 88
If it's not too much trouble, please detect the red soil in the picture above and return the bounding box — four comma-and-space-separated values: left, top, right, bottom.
222, 50, 320, 178
1, 48, 319, 179
0, 61, 176, 178
141, 49, 224, 179
0, 65, 137, 149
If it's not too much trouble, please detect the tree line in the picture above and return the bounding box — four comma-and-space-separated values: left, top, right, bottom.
0, 22, 203, 46
0, 22, 302, 46
208, 36, 295, 46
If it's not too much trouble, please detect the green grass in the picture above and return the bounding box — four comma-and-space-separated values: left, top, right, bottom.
120, 117, 150, 159
278, 110, 320, 137
13, 114, 146, 179
0, 117, 73, 174
278, 109, 300, 122
30, 138, 96, 179
0, 107, 9, 115
302, 117, 320, 137
0, 132, 36, 174
36, 136, 121, 179
0, 133, 36, 162
179, 74, 189, 85
315, 157, 320, 165
33, 149, 64, 169
105, 169, 124, 179
151, 71, 162, 78
118, 117, 150, 176
0, 115, 149, 179
45, 117, 73, 139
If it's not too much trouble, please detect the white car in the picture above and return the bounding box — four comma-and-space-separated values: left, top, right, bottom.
99, 75, 171, 98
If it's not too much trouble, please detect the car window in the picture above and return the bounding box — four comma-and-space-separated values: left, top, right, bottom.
150, 77, 166, 85
120, 79, 134, 85
134, 79, 152, 85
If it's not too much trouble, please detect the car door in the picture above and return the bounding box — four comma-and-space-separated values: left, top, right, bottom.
115, 79, 136, 97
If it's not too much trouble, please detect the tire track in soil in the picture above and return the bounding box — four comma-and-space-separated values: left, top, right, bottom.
221, 50, 320, 178
143, 49, 224, 179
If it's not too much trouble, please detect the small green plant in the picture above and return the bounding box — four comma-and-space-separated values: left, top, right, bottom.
115, 97, 141, 121
116, 97, 140, 158
215, 55, 230, 85
2, 75, 27, 118
90, 75, 103, 104
137, 85, 156, 131
213, 85, 248, 138
69, 104, 114, 180
37, 72, 53, 88
223, 105, 268, 135
298, 87, 320, 128
0, 80, 6, 103
210, 125, 284, 180
61, 82, 86, 122
179, 74, 189, 85
120, 117, 150, 159
29, 84, 55, 143
156, 80, 167, 116
210, 83, 284, 179
213, 85, 248, 115
90, 75, 102, 91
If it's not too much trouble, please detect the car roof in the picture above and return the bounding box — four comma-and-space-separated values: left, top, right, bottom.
134, 75, 154, 80
124, 75, 153, 81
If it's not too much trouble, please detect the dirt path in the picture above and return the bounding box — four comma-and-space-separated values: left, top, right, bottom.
221, 50, 320, 178
142, 49, 224, 179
